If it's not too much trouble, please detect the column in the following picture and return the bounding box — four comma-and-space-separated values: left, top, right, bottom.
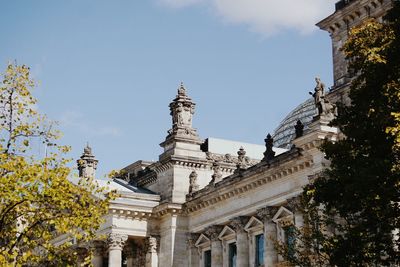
107, 233, 128, 267
124, 242, 134, 267
231, 217, 249, 267
205, 226, 223, 267
257, 207, 278, 267
145, 236, 159, 267
91, 241, 104, 267
188, 234, 200, 267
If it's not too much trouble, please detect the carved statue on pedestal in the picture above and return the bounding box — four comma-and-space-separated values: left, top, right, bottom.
309, 77, 338, 121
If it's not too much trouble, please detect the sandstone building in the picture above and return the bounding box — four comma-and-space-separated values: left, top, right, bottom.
71, 0, 393, 266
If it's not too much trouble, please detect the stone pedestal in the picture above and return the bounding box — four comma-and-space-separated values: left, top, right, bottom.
107, 234, 128, 267
145, 236, 159, 267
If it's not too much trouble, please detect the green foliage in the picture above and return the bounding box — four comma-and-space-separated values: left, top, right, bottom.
280, 2, 400, 266
0, 63, 116, 266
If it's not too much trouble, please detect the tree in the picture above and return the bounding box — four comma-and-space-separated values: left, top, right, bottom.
279, 2, 400, 266
0, 63, 115, 266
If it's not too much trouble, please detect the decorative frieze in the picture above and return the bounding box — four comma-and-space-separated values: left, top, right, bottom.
257, 206, 278, 222
204, 226, 223, 242
230, 216, 249, 232
286, 196, 302, 212
206, 151, 259, 166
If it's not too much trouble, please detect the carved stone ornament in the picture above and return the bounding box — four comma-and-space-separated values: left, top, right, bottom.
188, 170, 199, 194
257, 206, 278, 222
146, 236, 159, 253
77, 144, 98, 179
286, 196, 302, 212
263, 134, 275, 161
295, 120, 304, 138
107, 233, 128, 250
187, 233, 200, 248
230, 216, 248, 232
167, 82, 199, 139
236, 147, 249, 171
206, 152, 258, 166
211, 162, 223, 184
204, 226, 223, 241
309, 77, 338, 121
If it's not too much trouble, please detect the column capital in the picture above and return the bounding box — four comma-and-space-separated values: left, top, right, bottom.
230, 216, 249, 232
107, 233, 128, 250
146, 235, 159, 253
204, 225, 223, 241
286, 196, 302, 212
257, 206, 278, 222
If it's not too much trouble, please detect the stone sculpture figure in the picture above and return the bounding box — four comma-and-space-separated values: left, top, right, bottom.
309, 77, 338, 120
310, 77, 326, 115
188, 171, 199, 194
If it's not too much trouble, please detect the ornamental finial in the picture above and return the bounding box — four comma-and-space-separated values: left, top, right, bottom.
263, 133, 275, 161
178, 82, 186, 96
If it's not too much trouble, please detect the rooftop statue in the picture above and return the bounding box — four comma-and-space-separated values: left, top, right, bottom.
309, 77, 337, 121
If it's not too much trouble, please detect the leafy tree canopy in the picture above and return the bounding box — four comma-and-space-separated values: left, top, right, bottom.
0, 63, 115, 266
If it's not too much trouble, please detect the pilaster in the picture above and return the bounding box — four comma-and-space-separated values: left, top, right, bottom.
205, 226, 223, 267
257, 207, 278, 267
187, 234, 200, 267
231, 216, 249, 267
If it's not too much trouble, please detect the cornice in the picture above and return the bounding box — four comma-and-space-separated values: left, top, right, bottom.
317, 0, 392, 35
152, 203, 184, 217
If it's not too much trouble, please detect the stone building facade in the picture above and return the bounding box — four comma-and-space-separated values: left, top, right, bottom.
70, 0, 393, 266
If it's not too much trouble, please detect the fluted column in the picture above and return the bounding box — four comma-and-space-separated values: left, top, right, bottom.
91, 241, 104, 267
188, 234, 200, 267
107, 234, 128, 267
258, 207, 278, 267
145, 236, 159, 267
205, 226, 223, 267
231, 217, 249, 267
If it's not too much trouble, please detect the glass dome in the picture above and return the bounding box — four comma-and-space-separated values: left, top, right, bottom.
272, 98, 316, 149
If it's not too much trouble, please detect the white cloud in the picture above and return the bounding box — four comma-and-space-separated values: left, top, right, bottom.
59, 110, 123, 137
157, 0, 337, 36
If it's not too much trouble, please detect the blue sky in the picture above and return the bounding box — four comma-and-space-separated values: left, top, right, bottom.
0, 0, 336, 177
